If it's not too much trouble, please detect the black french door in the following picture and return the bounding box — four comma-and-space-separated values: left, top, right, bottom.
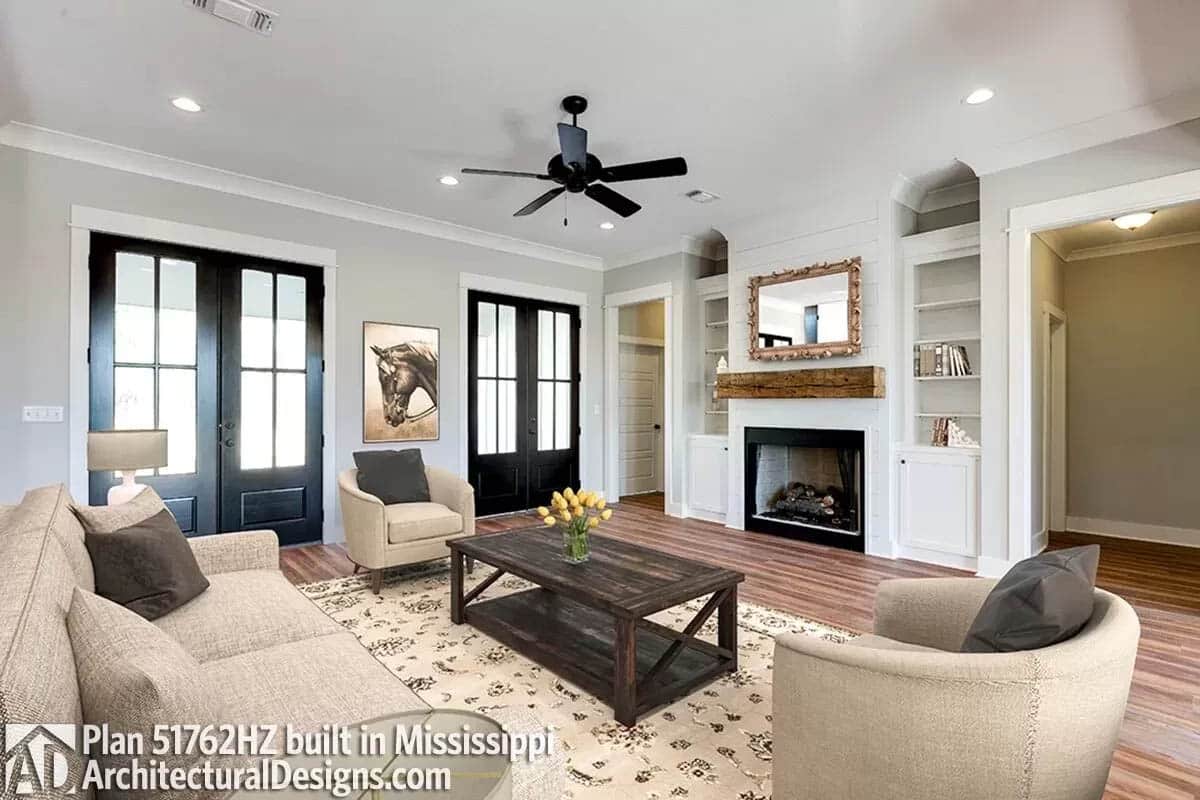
88, 234, 324, 545
467, 291, 580, 516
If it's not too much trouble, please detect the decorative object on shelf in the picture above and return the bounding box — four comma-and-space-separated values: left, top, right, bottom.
363, 321, 439, 443
930, 417, 979, 448
537, 487, 613, 563
86, 429, 168, 505
747, 256, 862, 360
716, 355, 728, 373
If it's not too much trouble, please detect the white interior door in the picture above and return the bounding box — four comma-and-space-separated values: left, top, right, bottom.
619, 342, 664, 495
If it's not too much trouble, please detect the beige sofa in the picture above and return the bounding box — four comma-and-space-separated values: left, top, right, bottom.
338, 466, 475, 593
773, 577, 1140, 800
0, 484, 560, 799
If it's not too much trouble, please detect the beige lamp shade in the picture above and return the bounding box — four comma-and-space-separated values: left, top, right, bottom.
87, 429, 168, 472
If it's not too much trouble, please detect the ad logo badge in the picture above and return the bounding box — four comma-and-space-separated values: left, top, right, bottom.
3, 724, 77, 795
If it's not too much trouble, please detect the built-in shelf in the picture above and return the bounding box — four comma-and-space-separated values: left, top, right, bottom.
915, 375, 980, 382
914, 297, 981, 312
914, 333, 980, 345
705, 347, 729, 354
705, 410, 728, 416
915, 412, 982, 418
705, 319, 728, 328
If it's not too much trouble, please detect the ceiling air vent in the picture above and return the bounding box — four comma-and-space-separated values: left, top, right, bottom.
185, 0, 276, 36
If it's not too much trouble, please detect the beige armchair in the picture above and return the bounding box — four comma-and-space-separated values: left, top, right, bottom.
338, 466, 475, 593
773, 578, 1140, 800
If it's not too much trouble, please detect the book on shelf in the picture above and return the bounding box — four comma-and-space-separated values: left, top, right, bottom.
929, 416, 980, 448
913, 342, 973, 377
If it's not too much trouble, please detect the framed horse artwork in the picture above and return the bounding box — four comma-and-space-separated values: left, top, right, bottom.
362, 321, 440, 442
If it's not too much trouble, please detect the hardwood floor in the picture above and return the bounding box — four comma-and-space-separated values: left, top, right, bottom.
282, 504, 1200, 798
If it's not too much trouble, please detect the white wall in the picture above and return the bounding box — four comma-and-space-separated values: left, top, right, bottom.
722, 191, 900, 556
0, 146, 605, 530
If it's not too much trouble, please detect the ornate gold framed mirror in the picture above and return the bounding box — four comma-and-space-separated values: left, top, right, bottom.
747, 256, 862, 360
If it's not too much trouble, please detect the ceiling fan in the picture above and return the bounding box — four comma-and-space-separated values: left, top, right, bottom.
461, 95, 688, 220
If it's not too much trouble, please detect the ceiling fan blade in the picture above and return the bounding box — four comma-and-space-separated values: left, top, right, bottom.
585, 183, 641, 218
462, 168, 551, 179
557, 123, 588, 167
600, 157, 688, 183
514, 186, 566, 217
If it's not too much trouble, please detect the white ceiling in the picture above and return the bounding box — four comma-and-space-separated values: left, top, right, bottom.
1038, 200, 1200, 260
3, 0, 1200, 263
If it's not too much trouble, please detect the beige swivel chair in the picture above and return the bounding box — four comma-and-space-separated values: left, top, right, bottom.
338, 466, 475, 593
773, 577, 1140, 800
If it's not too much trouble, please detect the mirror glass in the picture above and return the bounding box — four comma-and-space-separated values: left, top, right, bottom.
757, 273, 849, 348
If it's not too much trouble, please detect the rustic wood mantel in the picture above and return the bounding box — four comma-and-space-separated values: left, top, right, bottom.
716, 366, 885, 399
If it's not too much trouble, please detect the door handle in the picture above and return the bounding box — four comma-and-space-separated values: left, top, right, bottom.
653, 424, 662, 431
224, 438, 235, 448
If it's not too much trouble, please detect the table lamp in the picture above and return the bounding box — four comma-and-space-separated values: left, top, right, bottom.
87, 429, 168, 504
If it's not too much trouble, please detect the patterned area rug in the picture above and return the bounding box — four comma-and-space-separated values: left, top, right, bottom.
300, 557, 855, 800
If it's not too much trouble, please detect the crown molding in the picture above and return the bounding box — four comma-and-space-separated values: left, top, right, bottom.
0, 122, 604, 271
890, 173, 925, 213
1065, 230, 1200, 262
961, 86, 1200, 176
920, 180, 979, 213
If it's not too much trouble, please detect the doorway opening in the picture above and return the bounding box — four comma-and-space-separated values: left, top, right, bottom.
617, 300, 666, 504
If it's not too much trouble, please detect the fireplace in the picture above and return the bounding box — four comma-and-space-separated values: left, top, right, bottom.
744, 427, 865, 551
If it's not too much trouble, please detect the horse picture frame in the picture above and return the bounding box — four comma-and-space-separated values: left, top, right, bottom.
363, 321, 440, 443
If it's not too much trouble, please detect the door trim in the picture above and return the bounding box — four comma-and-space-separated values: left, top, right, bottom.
603, 283, 678, 516
68, 205, 341, 543
458, 272, 590, 491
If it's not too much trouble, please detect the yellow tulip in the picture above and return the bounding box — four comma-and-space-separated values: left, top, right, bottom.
597, 497, 606, 510
537, 506, 550, 518
563, 488, 575, 503
580, 489, 593, 503
585, 494, 597, 508
588, 516, 600, 529
573, 506, 584, 518
600, 508, 613, 521
560, 509, 572, 522
543, 515, 556, 527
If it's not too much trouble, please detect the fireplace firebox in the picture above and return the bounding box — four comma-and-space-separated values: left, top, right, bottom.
744, 427, 865, 551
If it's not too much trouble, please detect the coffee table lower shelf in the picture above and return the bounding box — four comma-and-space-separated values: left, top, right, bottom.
463, 588, 735, 725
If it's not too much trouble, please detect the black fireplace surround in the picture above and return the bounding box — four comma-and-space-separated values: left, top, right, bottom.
744, 426, 865, 552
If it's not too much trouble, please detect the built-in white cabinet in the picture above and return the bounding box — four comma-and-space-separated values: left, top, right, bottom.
897, 445, 980, 567
688, 434, 728, 523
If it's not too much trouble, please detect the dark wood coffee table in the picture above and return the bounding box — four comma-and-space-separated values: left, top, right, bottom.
448, 528, 745, 726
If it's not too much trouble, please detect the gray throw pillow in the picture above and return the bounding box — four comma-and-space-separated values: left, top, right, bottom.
961, 545, 1100, 653
354, 448, 431, 504
82, 507, 210, 620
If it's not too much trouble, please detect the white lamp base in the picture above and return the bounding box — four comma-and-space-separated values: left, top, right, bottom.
107, 472, 147, 505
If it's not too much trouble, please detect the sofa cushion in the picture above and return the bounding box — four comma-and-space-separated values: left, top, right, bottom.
202, 632, 427, 730
354, 449, 431, 505
21, 484, 94, 591
961, 544, 1100, 653
386, 502, 463, 544
153, 569, 341, 662
845, 633, 942, 653
85, 508, 210, 620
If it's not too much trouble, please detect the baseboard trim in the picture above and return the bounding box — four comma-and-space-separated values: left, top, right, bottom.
686, 507, 727, 525
1032, 528, 1049, 555
1065, 516, 1200, 549
975, 556, 1017, 578
896, 545, 977, 573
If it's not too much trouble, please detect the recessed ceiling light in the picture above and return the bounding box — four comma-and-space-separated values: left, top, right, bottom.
685, 189, 720, 204
1112, 211, 1155, 230
171, 96, 202, 113
963, 88, 995, 105
599, 222, 614, 230
439, 175, 459, 186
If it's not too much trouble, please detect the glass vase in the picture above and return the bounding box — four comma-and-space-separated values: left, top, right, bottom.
562, 524, 590, 564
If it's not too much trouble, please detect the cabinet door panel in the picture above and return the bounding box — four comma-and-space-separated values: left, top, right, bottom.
899, 453, 978, 556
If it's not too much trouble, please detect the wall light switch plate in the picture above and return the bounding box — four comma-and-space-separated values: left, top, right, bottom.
22, 406, 64, 423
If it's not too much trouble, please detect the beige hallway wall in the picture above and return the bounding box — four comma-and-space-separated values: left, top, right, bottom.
1064, 241, 1200, 537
